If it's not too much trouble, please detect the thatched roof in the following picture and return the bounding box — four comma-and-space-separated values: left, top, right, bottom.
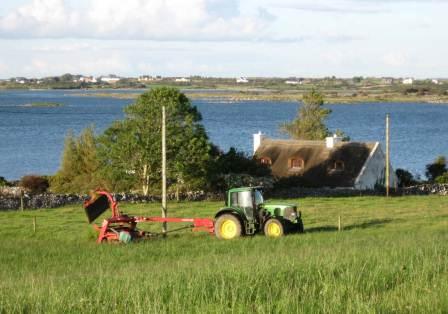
255, 139, 376, 188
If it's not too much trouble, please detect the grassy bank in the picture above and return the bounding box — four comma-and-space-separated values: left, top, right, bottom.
0, 196, 447, 313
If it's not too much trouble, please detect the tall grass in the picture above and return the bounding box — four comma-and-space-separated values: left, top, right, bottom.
0, 196, 447, 313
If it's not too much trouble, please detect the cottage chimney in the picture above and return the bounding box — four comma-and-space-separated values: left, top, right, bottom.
253, 131, 265, 154
325, 134, 343, 149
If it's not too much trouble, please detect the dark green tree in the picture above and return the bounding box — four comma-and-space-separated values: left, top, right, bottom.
51, 126, 102, 193
281, 90, 331, 140
395, 169, 418, 187
206, 146, 272, 192
425, 156, 447, 182
99, 87, 210, 195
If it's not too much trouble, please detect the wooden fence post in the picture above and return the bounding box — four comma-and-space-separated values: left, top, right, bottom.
20, 190, 24, 211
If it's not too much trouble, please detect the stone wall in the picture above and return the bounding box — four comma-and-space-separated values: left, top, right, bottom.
400, 184, 448, 196
1, 184, 447, 211
0, 194, 85, 211
270, 184, 448, 198
268, 188, 381, 198
0, 191, 223, 211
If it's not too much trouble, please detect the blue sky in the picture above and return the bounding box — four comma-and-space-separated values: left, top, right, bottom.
0, 0, 447, 78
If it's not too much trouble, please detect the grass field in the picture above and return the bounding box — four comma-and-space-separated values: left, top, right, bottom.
0, 196, 447, 313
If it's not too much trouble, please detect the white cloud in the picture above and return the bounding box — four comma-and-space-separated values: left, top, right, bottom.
0, 60, 6, 73
32, 56, 129, 76
0, 0, 273, 41
272, 0, 388, 14
382, 52, 407, 67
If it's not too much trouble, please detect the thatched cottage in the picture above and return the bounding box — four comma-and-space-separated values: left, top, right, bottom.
253, 132, 397, 190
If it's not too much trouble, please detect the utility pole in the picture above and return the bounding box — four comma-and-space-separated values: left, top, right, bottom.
162, 106, 167, 234
386, 113, 390, 197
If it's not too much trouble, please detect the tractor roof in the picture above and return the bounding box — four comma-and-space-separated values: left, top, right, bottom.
228, 186, 263, 193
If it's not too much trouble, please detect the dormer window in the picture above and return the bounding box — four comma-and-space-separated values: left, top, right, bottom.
260, 157, 272, 166
289, 158, 304, 170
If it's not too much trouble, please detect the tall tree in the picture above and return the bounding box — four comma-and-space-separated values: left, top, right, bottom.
51, 126, 101, 193
98, 87, 210, 195
281, 89, 331, 140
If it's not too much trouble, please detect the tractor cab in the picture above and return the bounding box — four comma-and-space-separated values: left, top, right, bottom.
226, 187, 264, 221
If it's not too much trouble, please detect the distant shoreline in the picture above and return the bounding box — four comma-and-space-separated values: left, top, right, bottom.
2, 87, 448, 104
73, 90, 448, 104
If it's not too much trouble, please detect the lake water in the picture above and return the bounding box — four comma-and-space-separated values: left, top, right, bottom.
1, 89, 447, 180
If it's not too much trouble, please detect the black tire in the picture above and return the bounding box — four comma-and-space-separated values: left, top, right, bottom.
264, 218, 285, 237
215, 214, 242, 240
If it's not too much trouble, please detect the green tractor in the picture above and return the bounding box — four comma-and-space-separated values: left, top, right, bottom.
214, 187, 304, 239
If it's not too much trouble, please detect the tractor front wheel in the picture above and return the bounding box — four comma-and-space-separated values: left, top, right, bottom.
215, 214, 242, 240
264, 218, 285, 238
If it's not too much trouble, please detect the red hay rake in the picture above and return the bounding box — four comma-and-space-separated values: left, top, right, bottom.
83, 190, 214, 243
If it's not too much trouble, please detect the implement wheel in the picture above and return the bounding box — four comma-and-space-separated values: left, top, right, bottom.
215, 214, 242, 240
264, 218, 285, 238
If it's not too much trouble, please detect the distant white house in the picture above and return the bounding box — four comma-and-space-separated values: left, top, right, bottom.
285, 80, 301, 85
175, 77, 190, 83
236, 77, 249, 83
402, 78, 414, 85
138, 75, 154, 82
79, 76, 97, 83
432, 79, 440, 85
101, 77, 120, 84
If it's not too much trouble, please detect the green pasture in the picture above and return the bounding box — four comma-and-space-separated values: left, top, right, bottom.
0, 196, 447, 313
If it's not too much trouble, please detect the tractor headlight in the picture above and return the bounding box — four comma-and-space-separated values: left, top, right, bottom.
284, 207, 298, 222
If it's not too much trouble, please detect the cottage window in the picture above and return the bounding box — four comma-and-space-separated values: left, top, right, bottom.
289, 158, 304, 170
333, 160, 345, 171
260, 157, 272, 166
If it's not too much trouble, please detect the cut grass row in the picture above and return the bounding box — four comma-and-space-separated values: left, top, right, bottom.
0, 196, 447, 313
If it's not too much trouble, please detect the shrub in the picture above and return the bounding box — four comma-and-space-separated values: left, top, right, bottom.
0, 176, 10, 187
395, 169, 418, 187
273, 175, 317, 189
435, 173, 448, 184
19, 175, 49, 194
221, 174, 275, 191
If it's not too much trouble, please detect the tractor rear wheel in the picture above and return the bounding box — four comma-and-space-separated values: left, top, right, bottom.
264, 218, 285, 238
215, 214, 242, 240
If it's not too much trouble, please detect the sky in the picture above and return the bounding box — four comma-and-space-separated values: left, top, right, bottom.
0, 0, 447, 78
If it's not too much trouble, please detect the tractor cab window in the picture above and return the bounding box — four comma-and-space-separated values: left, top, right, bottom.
254, 190, 264, 207
231, 191, 254, 209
